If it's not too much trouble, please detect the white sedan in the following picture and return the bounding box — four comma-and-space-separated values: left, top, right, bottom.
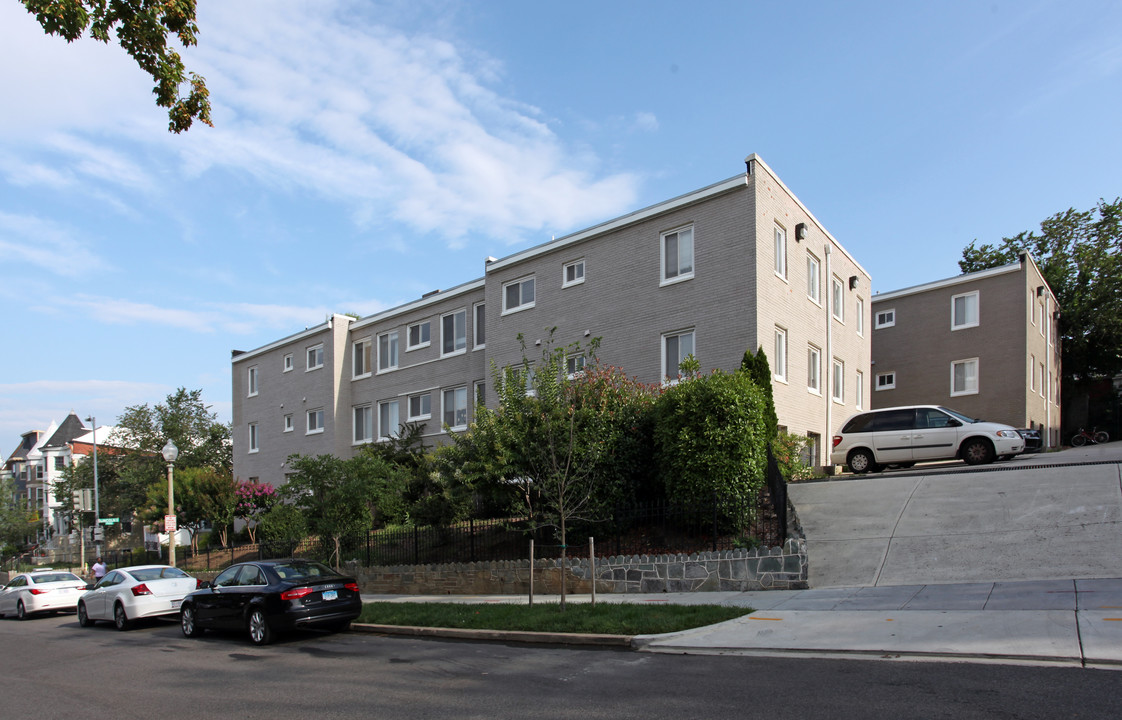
78, 565, 200, 630
0, 569, 88, 620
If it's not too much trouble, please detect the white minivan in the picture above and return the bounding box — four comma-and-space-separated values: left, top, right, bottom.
831, 405, 1025, 474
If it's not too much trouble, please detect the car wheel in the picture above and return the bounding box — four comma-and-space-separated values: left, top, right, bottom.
114, 603, 132, 631
16, 601, 27, 621
247, 608, 272, 646
181, 605, 203, 638
846, 448, 876, 474
962, 438, 995, 465
77, 602, 94, 628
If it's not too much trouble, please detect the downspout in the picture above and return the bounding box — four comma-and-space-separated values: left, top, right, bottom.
1045, 296, 1052, 448
825, 244, 834, 468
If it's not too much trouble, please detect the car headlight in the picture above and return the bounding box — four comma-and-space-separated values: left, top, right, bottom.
996, 430, 1020, 439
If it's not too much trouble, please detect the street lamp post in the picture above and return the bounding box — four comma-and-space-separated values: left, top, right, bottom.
161, 440, 179, 567
84, 416, 101, 553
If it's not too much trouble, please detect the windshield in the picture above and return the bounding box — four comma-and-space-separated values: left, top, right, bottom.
940, 407, 980, 424
31, 572, 83, 584
130, 567, 191, 582
271, 561, 340, 582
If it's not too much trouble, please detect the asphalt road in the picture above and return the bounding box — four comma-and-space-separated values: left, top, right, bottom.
2, 612, 1119, 719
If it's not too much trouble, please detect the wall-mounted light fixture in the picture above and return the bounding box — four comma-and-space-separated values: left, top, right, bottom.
849, 275, 859, 290
795, 223, 808, 242
1036, 286, 1045, 297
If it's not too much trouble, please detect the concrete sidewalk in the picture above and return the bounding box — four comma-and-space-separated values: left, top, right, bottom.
359, 577, 1122, 668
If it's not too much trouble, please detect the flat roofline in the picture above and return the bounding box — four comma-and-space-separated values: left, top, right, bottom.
872, 261, 1022, 302
231, 318, 340, 365
349, 277, 485, 332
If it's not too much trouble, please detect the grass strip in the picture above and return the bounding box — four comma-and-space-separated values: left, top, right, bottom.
358, 602, 753, 635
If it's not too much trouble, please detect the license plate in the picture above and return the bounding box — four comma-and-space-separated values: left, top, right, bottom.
171, 599, 182, 609
322, 590, 338, 601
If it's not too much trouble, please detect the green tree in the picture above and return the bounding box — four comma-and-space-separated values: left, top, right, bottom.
741, 347, 778, 442
20, 0, 212, 132
140, 466, 225, 555
960, 198, 1122, 420
258, 503, 308, 546
1, 476, 36, 553
196, 469, 238, 548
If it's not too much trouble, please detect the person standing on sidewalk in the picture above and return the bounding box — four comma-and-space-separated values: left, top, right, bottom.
91, 557, 107, 585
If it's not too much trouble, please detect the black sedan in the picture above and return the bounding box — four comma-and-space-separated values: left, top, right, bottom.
179, 559, 362, 645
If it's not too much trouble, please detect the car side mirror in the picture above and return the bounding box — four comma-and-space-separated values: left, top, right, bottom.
199, 581, 213, 589
948, 419, 962, 427
85, 582, 95, 591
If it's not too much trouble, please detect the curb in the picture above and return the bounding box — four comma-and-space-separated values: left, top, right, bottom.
352, 622, 634, 648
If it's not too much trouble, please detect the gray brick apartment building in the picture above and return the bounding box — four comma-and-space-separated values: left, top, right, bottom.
231, 154, 872, 485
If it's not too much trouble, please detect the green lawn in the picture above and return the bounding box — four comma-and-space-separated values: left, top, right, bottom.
357, 601, 753, 635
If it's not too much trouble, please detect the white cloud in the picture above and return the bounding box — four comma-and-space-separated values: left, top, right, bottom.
0, 211, 112, 277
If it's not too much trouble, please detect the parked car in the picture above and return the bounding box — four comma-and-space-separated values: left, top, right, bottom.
831, 405, 1025, 474
1017, 428, 1043, 452
179, 559, 362, 645
0, 569, 88, 620
77, 565, 201, 630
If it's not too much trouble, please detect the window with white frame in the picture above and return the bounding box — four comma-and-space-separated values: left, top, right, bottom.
408, 392, 431, 421
247, 366, 258, 397
283, 414, 293, 432
475, 381, 486, 408
407, 321, 430, 351
306, 344, 324, 371
855, 371, 864, 409
473, 303, 486, 348
1030, 354, 1037, 391
353, 338, 372, 378
378, 331, 399, 371
248, 423, 259, 453
856, 297, 865, 336
952, 291, 979, 330
502, 276, 536, 314
1038, 300, 1045, 336
807, 345, 821, 393
773, 327, 787, 382
831, 277, 844, 322
378, 400, 399, 440
443, 387, 468, 430
832, 359, 845, 403
283, 353, 293, 372
662, 330, 695, 381
951, 358, 979, 396
306, 408, 324, 434
875, 308, 895, 328
1039, 362, 1045, 398
1029, 290, 1037, 326
566, 354, 586, 377
876, 372, 896, 390
774, 224, 787, 279
442, 309, 467, 355
353, 405, 373, 443
806, 252, 820, 303
563, 259, 585, 287
661, 226, 694, 284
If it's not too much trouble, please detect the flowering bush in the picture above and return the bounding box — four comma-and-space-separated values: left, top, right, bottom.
234, 481, 277, 543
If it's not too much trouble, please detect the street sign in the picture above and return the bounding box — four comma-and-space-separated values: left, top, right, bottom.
165, 515, 177, 533
100, 517, 120, 526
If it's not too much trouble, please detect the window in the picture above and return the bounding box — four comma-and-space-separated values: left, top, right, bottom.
353, 338, 372, 378
774, 224, 787, 279
442, 309, 467, 355
662, 226, 694, 283
951, 358, 979, 396
306, 344, 324, 371
407, 321, 430, 351
473, 303, 486, 348
54, 456, 66, 471
247, 366, 258, 397
306, 408, 324, 434
443, 387, 468, 430
475, 381, 486, 408
1030, 354, 1037, 391
832, 359, 845, 403
831, 277, 844, 322
856, 298, 865, 336
1039, 362, 1046, 398
952, 291, 979, 330
662, 330, 695, 381
876, 372, 896, 390
408, 393, 431, 421
563, 259, 585, 287
773, 327, 787, 382
855, 371, 864, 410
875, 309, 895, 328
283, 353, 293, 372
806, 253, 820, 303
283, 414, 293, 432
566, 354, 586, 377
378, 331, 399, 371
248, 423, 259, 453
378, 400, 400, 440
502, 276, 536, 314
354, 405, 373, 443
807, 345, 821, 393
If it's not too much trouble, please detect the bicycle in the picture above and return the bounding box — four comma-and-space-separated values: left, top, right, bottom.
1071, 427, 1110, 446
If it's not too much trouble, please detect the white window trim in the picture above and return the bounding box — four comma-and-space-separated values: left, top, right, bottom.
774, 223, 787, 281
950, 357, 980, 397
441, 308, 468, 357
353, 337, 373, 379
807, 345, 821, 395
875, 309, 896, 329
283, 353, 293, 373
566, 353, 587, 379
408, 393, 432, 422
661, 329, 696, 384
773, 327, 788, 384
306, 408, 325, 435
562, 259, 586, 288
660, 225, 695, 286
806, 252, 821, 305
378, 400, 400, 441
248, 423, 259, 454
501, 276, 536, 316
855, 371, 864, 410
831, 277, 845, 323
377, 331, 399, 373
473, 302, 486, 350
876, 372, 896, 391
951, 291, 980, 331
1029, 354, 1037, 391
306, 344, 324, 371
832, 359, 845, 404
283, 414, 293, 433
856, 297, 865, 336
247, 366, 259, 397
353, 404, 373, 445
474, 380, 486, 409
442, 386, 468, 432
406, 322, 431, 352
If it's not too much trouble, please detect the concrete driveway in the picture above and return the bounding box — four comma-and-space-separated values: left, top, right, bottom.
789, 443, 1122, 588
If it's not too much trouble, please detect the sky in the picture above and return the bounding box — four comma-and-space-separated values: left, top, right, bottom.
2, 0, 1120, 447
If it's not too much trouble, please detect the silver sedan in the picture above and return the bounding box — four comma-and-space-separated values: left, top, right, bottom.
77, 565, 201, 630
